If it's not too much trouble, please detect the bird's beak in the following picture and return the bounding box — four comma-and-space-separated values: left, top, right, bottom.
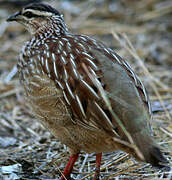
7, 11, 21, 22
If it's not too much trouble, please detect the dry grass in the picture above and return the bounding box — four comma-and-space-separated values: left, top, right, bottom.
0, 0, 172, 179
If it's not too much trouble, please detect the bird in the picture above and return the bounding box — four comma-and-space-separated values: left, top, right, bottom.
7, 3, 168, 180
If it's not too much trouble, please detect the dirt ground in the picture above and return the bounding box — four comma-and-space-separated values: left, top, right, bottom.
0, 0, 172, 179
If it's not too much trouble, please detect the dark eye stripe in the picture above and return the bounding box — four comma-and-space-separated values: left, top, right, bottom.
23, 12, 42, 18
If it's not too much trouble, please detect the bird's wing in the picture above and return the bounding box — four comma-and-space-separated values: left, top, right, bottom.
38, 34, 152, 137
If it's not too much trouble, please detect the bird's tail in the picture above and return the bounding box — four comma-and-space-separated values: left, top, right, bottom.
132, 132, 168, 168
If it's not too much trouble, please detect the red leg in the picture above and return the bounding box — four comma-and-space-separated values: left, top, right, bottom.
94, 153, 102, 180
61, 153, 79, 180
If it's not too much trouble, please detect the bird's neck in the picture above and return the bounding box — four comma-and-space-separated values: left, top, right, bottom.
27, 22, 69, 49
31, 17, 69, 38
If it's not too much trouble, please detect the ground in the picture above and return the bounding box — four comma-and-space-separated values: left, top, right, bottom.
0, 0, 171, 179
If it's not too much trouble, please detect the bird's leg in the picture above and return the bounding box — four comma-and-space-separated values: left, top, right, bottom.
94, 153, 102, 180
61, 153, 79, 180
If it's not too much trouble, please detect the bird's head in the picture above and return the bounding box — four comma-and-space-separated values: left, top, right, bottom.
7, 3, 68, 35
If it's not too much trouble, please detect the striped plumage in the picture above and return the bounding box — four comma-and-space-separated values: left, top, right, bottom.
7, 3, 168, 179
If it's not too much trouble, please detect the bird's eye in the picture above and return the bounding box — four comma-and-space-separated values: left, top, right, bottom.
23, 12, 34, 18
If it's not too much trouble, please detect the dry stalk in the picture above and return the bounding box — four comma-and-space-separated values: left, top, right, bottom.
138, 3, 172, 22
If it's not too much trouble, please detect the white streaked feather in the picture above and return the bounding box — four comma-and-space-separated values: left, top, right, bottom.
56, 80, 64, 89
53, 61, 58, 79
57, 49, 61, 54
52, 53, 56, 62
58, 43, 63, 51
44, 43, 49, 50
29, 58, 33, 64
78, 42, 86, 51
62, 37, 68, 41
63, 50, 68, 57
94, 102, 114, 130
84, 58, 98, 70
60, 55, 67, 64
80, 36, 87, 41
70, 58, 76, 68
65, 81, 75, 99
41, 56, 44, 66
66, 42, 72, 52
37, 54, 41, 62
89, 67, 98, 77
28, 63, 35, 71
63, 91, 70, 105
75, 48, 80, 54
75, 94, 86, 117
111, 53, 122, 64
104, 48, 110, 54
33, 74, 43, 80
124, 61, 132, 69
129, 69, 138, 86
72, 68, 79, 79
37, 41, 41, 46
63, 67, 68, 80
29, 81, 40, 88
46, 51, 50, 58
69, 53, 75, 60
59, 40, 64, 46
43, 50, 46, 55
26, 50, 31, 57
45, 58, 50, 73
81, 79, 99, 99
122, 61, 138, 86
137, 77, 148, 102
66, 34, 73, 38
82, 52, 93, 59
